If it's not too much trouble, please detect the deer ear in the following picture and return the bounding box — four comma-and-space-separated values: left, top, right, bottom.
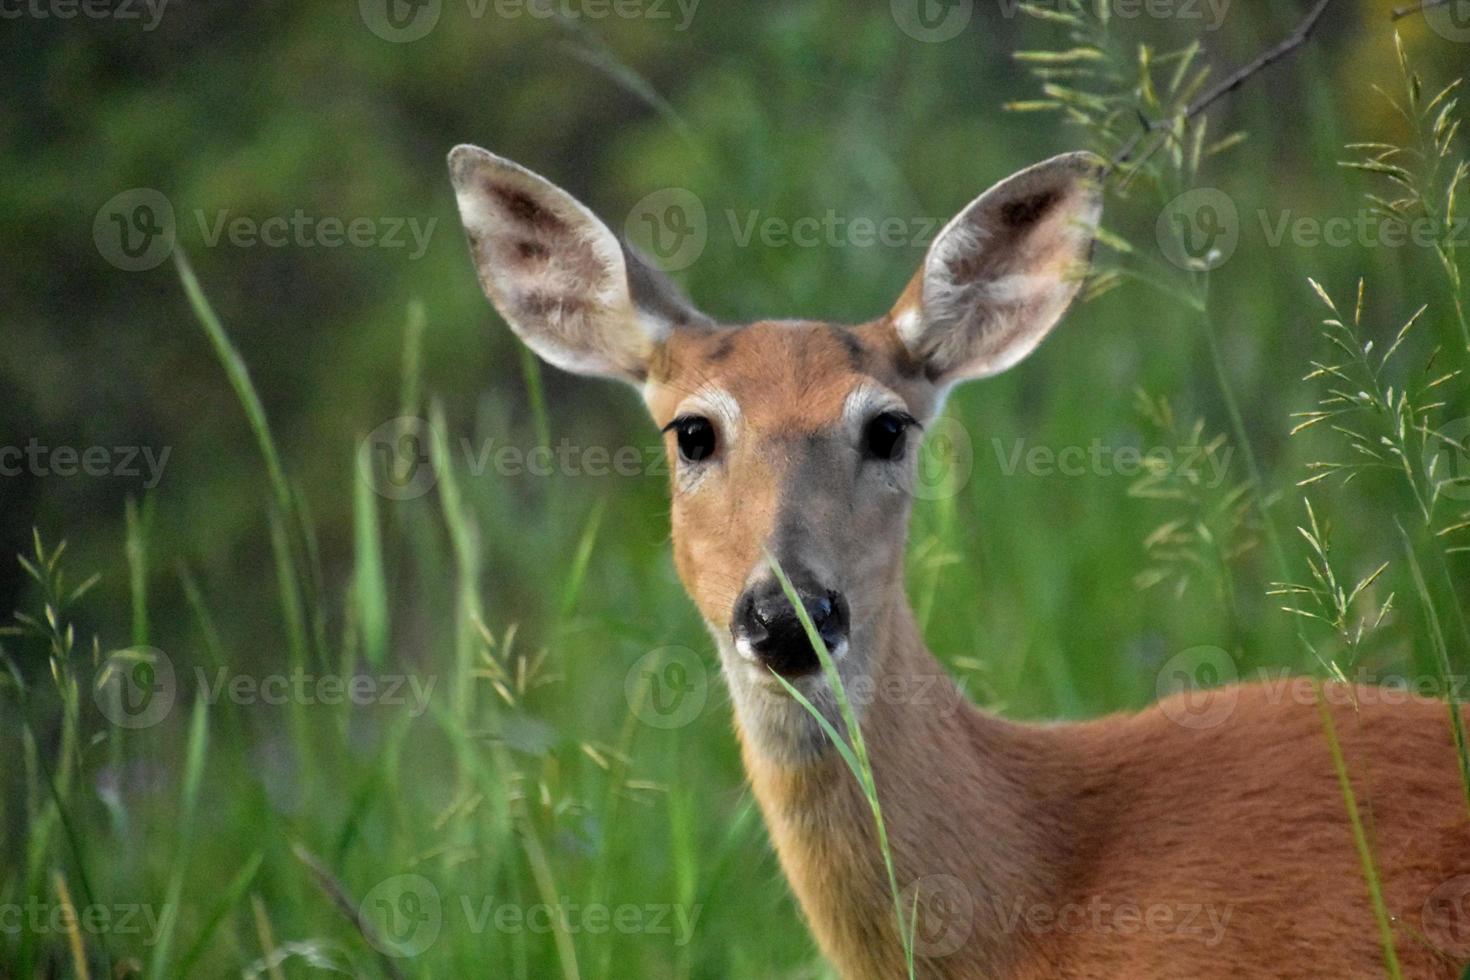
889, 152, 1104, 385
448, 144, 709, 383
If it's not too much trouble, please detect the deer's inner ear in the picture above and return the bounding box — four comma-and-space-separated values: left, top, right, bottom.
448, 145, 708, 384
890, 152, 1104, 385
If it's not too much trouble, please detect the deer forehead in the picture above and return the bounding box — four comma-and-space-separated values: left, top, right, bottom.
645, 319, 933, 432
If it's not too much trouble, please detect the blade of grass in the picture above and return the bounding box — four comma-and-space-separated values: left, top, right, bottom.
52, 869, 91, 980
125, 496, 150, 648
591, 660, 649, 980
173, 249, 293, 548
515, 806, 583, 980
668, 778, 698, 980
173, 248, 322, 664
765, 554, 917, 979
1314, 681, 1403, 980
146, 696, 210, 980
427, 399, 481, 729
1399, 520, 1470, 818
518, 343, 552, 454
7, 654, 104, 972
353, 456, 389, 666
268, 508, 312, 754
556, 501, 605, 628
290, 844, 408, 980
175, 851, 264, 979
176, 562, 227, 671
249, 894, 285, 980
399, 301, 427, 421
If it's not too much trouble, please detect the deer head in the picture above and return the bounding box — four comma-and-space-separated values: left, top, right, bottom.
448, 145, 1103, 764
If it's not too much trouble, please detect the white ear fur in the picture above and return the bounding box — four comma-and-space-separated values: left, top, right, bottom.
448, 144, 706, 382
890, 152, 1104, 384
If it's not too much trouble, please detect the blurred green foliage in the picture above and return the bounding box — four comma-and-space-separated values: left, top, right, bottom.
3, 0, 1469, 976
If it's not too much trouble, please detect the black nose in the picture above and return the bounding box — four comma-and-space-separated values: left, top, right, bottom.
732, 578, 850, 677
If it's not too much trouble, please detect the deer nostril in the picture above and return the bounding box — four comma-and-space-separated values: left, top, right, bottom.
735, 592, 766, 637
809, 594, 833, 627
816, 591, 849, 645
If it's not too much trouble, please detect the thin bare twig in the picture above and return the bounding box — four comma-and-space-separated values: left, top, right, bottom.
1391, 0, 1452, 20
1110, 0, 1334, 173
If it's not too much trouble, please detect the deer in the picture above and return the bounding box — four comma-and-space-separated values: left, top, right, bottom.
446, 143, 1470, 979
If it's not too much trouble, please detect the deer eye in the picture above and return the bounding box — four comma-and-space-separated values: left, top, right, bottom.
863, 411, 916, 461
667, 416, 717, 463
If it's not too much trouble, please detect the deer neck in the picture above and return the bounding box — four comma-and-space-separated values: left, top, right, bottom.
725, 595, 1078, 978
